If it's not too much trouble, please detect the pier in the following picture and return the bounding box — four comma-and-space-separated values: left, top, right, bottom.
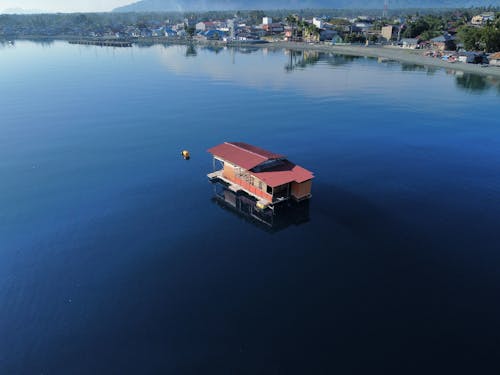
69, 40, 132, 47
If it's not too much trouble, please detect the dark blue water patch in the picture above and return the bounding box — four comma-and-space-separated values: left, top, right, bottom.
1, 41, 499, 374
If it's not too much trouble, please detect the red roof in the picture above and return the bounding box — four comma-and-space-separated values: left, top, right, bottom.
252, 160, 314, 188
208, 142, 314, 187
208, 142, 285, 170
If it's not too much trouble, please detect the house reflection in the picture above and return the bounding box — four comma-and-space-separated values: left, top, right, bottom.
185, 43, 197, 57
284, 50, 362, 72
1, 40, 16, 47
211, 182, 310, 232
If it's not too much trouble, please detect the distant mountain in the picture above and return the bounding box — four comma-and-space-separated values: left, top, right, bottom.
2, 8, 45, 14
114, 0, 498, 12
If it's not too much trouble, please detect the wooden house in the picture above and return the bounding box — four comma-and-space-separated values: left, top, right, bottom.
208, 142, 314, 209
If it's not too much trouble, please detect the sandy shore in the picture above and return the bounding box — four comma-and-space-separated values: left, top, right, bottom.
262, 41, 500, 78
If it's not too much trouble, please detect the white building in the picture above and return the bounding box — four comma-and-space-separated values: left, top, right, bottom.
400, 38, 419, 49
196, 22, 206, 31
355, 22, 373, 32
263, 17, 272, 25
313, 17, 323, 29
471, 13, 495, 26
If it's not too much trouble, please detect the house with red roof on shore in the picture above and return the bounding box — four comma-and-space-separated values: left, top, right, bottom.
208, 142, 314, 209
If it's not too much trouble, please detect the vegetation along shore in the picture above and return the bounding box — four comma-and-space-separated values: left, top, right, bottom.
2, 7, 499, 77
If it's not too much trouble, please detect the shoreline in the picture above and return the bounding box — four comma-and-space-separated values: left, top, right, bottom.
260, 42, 500, 79
8, 36, 500, 78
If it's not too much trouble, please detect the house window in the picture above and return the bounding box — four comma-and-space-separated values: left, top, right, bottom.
258, 181, 263, 190
267, 185, 272, 194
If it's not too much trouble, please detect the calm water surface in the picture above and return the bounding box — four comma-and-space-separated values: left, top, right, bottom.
1, 41, 499, 374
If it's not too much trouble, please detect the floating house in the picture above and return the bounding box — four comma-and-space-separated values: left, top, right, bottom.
208, 142, 314, 210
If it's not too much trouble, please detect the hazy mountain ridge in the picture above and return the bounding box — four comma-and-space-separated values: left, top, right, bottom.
2, 8, 45, 14
114, 0, 498, 12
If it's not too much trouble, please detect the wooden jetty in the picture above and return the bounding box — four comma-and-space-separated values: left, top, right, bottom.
69, 40, 132, 48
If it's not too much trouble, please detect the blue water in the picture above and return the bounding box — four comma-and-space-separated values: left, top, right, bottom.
1, 41, 499, 374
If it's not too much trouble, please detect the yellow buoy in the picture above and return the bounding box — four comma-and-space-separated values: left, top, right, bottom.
181, 150, 190, 160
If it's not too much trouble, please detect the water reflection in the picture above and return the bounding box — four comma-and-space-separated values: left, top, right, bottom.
285, 50, 320, 72
211, 182, 310, 233
156, 44, 500, 99
451, 71, 500, 93
27, 38, 55, 47
401, 63, 438, 75
201, 45, 224, 54
185, 43, 197, 57
284, 50, 362, 72
0, 39, 16, 48
233, 46, 260, 54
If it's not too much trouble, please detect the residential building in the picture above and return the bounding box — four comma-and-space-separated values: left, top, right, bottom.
263, 17, 272, 25
208, 142, 314, 207
400, 38, 420, 49
313, 17, 323, 29
489, 52, 500, 66
319, 29, 338, 41
430, 34, 456, 51
381, 25, 396, 41
471, 13, 495, 26
196, 21, 216, 32
262, 23, 284, 34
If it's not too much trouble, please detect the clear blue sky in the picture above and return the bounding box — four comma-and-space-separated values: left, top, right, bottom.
1, 0, 133, 13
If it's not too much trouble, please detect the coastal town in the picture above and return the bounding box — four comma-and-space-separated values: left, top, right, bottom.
1, 8, 499, 68
2, 1, 500, 373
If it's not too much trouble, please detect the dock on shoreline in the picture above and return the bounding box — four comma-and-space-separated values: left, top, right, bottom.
69, 40, 132, 47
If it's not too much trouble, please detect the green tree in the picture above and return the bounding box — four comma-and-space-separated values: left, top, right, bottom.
458, 25, 500, 52
420, 30, 441, 41
184, 23, 195, 39
344, 33, 366, 43
458, 26, 482, 50
303, 23, 320, 42
480, 25, 500, 52
249, 10, 265, 25
285, 14, 298, 38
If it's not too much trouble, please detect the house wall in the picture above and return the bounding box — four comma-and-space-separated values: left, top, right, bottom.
471, 15, 485, 25
381, 26, 394, 41
291, 180, 312, 200
432, 42, 445, 51
223, 163, 235, 180
490, 59, 500, 67
220, 161, 272, 202
313, 18, 323, 29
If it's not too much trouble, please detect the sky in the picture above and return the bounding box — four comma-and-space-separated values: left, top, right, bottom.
0, 0, 133, 13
